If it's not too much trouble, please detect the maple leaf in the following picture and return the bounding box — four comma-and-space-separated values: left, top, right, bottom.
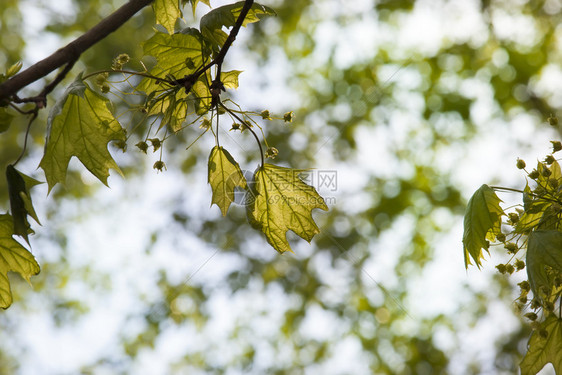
153, 0, 181, 34
208, 146, 247, 216
0, 214, 40, 309
246, 164, 328, 253
39, 74, 126, 191
526, 230, 562, 301
137, 32, 203, 96
6, 165, 41, 244
200, 2, 276, 51
462, 184, 504, 268
221, 70, 242, 89
520, 315, 562, 375
184, 0, 210, 15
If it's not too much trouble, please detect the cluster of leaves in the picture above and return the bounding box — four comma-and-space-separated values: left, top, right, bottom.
0, 1, 328, 309
463, 136, 562, 374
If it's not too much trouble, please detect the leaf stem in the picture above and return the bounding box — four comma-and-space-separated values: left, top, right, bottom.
489, 186, 525, 194
220, 102, 264, 167
82, 69, 174, 85
490, 185, 562, 204
13, 111, 38, 166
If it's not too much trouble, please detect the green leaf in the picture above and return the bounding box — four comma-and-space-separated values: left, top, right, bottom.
0, 214, 40, 309
39, 74, 126, 191
192, 73, 212, 115
6, 165, 41, 244
520, 315, 562, 375
200, 2, 276, 50
526, 230, 562, 300
153, 0, 181, 34
221, 70, 242, 89
0, 107, 13, 133
6, 61, 22, 78
462, 184, 503, 268
184, 0, 211, 15
208, 146, 247, 216
246, 164, 328, 253
138, 32, 203, 95
147, 88, 188, 132
549, 159, 562, 182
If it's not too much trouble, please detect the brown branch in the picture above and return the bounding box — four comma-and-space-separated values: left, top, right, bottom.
0, 0, 154, 103
175, 0, 255, 91
212, 0, 254, 74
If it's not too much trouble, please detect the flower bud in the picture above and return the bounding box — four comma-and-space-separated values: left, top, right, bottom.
528, 170, 540, 179
135, 141, 148, 153
283, 111, 294, 123
153, 160, 166, 172
149, 138, 161, 152
524, 312, 538, 321
265, 147, 279, 159
518, 280, 530, 292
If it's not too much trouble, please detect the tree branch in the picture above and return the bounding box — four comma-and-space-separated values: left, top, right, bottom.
175, 0, 255, 92
0, 0, 154, 103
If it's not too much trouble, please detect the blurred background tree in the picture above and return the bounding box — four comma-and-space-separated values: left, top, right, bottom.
1, 0, 561, 374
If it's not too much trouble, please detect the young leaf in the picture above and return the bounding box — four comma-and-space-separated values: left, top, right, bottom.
153, 0, 181, 34
246, 164, 328, 253
0, 214, 40, 309
0, 107, 13, 133
184, 0, 211, 15
39, 74, 126, 191
6, 165, 41, 244
6, 61, 23, 78
192, 73, 212, 115
520, 315, 562, 375
137, 32, 202, 95
462, 184, 503, 268
208, 146, 247, 216
526, 230, 562, 300
200, 2, 276, 50
221, 70, 242, 89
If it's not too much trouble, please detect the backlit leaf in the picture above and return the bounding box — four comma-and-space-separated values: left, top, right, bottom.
246, 164, 328, 253
462, 184, 503, 268
39, 74, 126, 191
6, 165, 41, 244
6, 61, 22, 78
221, 70, 242, 89
200, 2, 276, 50
153, 0, 181, 34
138, 32, 203, 95
184, 0, 211, 15
520, 315, 562, 375
0, 214, 40, 309
526, 230, 562, 300
0, 107, 13, 133
208, 146, 247, 216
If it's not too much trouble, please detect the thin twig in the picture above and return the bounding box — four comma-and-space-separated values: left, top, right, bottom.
13, 111, 38, 166
174, 0, 255, 91
220, 102, 264, 167
82, 69, 174, 85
